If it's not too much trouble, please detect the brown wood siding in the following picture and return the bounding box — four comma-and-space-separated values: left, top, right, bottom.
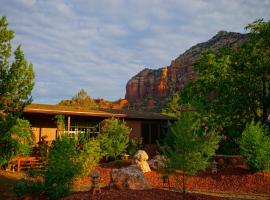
126, 120, 142, 138
24, 113, 57, 143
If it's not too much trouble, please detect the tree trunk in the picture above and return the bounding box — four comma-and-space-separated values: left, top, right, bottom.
182, 172, 186, 194
262, 77, 268, 122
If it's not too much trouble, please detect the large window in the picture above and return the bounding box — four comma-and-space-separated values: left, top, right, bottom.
142, 123, 167, 145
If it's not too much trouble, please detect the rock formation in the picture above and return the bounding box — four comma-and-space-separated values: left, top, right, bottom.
125, 31, 249, 111
148, 155, 167, 170
132, 150, 151, 173
95, 98, 128, 109
110, 165, 151, 190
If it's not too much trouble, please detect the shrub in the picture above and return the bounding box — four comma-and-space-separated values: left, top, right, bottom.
0, 118, 33, 166
13, 179, 44, 197
78, 138, 102, 176
163, 112, 220, 193
98, 117, 131, 160
126, 137, 143, 156
239, 121, 270, 172
44, 135, 80, 199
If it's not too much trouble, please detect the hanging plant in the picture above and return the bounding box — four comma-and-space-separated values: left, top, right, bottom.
54, 115, 65, 130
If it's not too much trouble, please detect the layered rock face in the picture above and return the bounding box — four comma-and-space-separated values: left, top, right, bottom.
95, 98, 128, 109
125, 31, 249, 111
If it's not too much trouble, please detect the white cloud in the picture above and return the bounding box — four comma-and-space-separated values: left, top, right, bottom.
1, 0, 270, 103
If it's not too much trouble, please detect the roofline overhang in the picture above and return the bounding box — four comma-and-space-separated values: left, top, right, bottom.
23, 107, 127, 118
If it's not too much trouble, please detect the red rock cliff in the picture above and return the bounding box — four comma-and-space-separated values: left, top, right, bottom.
125, 31, 249, 111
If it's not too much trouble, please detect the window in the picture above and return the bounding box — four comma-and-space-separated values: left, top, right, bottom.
66, 121, 100, 140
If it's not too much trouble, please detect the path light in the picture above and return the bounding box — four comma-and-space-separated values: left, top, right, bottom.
91, 172, 101, 194
211, 160, 218, 174
162, 174, 170, 189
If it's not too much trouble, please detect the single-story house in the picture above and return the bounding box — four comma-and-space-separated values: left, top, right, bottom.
23, 104, 175, 150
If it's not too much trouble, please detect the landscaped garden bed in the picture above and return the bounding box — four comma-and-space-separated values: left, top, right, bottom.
62, 188, 229, 200
67, 160, 270, 200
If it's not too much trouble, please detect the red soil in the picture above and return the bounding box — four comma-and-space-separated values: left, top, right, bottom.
62, 189, 228, 200
68, 162, 270, 200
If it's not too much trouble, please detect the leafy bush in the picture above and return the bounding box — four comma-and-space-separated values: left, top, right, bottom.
78, 138, 102, 176
44, 135, 80, 199
0, 118, 33, 166
239, 121, 270, 172
126, 137, 143, 156
164, 112, 220, 193
98, 117, 131, 160
13, 179, 44, 197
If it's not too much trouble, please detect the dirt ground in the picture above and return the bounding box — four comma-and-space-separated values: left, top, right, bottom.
1, 161, 270, 200
0, 170, 26, 200
62, 188, 230, 200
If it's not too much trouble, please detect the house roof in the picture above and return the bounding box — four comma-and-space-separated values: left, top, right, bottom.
23, 104, 176, 121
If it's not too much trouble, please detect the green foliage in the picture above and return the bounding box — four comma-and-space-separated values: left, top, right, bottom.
54, 114, 65, 128
239, 121, 270, 172
164, 111, 220, 193
44, 135, 80, 199
0, 16, 35, 165
9, 118, 33, 156
0, 118, 33, 165
77, 138, 102, 176
14, 180, 44, 197
162, 92, 181, 117
58, 88, 99, 109
98, 117, 131, 160
126, 137, 143, 156
178, 19, 270, 154
0, 16, 35, 118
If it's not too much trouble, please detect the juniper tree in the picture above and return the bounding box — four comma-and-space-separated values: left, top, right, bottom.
163, 111, 220, 193
0, 16, 35, 165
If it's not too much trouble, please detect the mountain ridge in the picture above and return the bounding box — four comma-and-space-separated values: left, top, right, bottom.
125, 31, 249, 111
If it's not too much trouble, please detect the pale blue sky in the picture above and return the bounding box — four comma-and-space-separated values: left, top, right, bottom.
1, 0, 270, 103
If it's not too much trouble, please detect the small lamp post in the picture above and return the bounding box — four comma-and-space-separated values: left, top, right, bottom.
211, 160, 218, 174
91, 172, 101, 194
162, 174, 170, 189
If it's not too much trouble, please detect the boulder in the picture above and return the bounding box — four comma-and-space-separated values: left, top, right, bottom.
148, 155, 167, 170
110, 165, 151, 190
132, 150, 151, 173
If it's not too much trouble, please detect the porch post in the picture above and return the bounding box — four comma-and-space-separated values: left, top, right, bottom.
67, 116, 71, 135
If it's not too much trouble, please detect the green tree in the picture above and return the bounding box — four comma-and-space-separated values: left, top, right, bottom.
162, 92, 181, 117
239, 121, 270, 172
243, 20, 270, 123
98, 117, 131, 160
0, 16, 35, 118
58, 88, 98, 109
0, 16, 35, 165
179, 19, 270, 153
163, 112, 220, 193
